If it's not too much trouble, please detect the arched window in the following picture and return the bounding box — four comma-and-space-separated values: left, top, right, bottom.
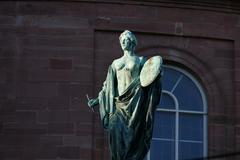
149, 65, 207, 160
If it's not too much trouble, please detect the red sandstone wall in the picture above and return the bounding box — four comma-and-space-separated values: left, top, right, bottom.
0, 1, 239, 160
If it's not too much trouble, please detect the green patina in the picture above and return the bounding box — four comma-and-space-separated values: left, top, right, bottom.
88, 30, 162, 160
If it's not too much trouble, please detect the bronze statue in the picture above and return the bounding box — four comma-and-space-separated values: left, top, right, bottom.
88, 30, 162, 160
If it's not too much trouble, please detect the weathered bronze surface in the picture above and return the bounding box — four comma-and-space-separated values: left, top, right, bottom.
88, 30, 162, 160
140, 56, 163, 87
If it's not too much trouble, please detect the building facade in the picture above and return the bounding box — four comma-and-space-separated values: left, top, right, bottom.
0, 1, 240, 160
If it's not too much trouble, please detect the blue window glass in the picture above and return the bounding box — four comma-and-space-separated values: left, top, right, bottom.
153, 112, 175, 139
150, 140, 175, 160
173, 76, 203, 111
179, 142, 203, 160
179, 114, 203, 141
162, 67, 182, 91
158, 92, 175, 109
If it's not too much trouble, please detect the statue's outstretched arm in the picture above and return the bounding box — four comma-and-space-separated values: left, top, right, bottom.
87, 79, 107, 109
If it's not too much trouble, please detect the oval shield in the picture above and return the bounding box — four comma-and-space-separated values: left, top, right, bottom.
140, 56, 163, 87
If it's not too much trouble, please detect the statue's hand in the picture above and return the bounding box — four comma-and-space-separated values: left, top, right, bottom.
87, 98, 99, 108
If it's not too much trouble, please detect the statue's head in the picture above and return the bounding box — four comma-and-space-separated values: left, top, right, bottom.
119, 30, 137, 51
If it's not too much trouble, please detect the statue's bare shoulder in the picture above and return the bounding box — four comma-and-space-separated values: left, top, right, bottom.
139, 56, 146, 67
112, 57, 125, 71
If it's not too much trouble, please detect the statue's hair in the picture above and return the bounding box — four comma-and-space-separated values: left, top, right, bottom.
119, 30, 137, 47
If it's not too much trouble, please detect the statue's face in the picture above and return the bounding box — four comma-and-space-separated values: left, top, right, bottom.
120, 37, 132, 51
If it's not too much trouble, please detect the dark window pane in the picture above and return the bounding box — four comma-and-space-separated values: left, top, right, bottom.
179, 114, 203, 141
162, 67, 182, 91
173, 76, 203, 111
158, 92, 175, 109
153, 112, 175, 139
150, 140, 175, 160
179, 142, 203, 160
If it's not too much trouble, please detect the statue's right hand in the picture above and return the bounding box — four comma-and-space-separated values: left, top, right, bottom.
87, 98, 98, 108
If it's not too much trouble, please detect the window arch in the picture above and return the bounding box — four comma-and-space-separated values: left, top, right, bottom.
149, 65, 207, 160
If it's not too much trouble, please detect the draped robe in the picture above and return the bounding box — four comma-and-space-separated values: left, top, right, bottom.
98, 64, 162, 160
